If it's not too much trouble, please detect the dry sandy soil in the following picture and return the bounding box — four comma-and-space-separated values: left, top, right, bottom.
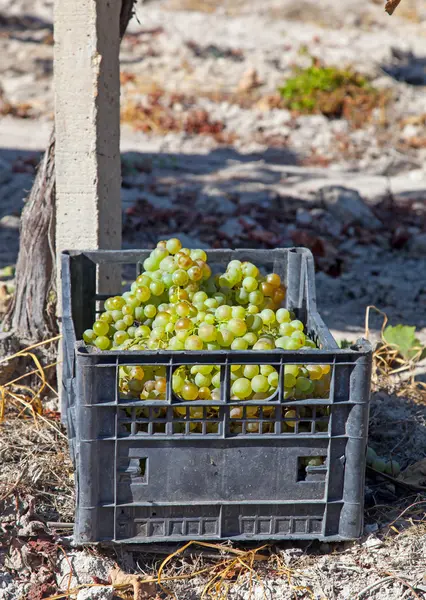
0, 0, 426, 598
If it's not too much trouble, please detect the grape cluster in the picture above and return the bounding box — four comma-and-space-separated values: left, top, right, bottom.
83, 238, 331, 408
366, 447, 401, 477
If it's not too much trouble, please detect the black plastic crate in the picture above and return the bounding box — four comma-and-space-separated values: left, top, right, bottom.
61, 248, 372, 543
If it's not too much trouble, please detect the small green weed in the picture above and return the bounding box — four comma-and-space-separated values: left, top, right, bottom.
278, 60, 387, 124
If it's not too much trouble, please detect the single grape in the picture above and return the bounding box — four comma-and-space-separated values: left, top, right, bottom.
104, 298, 115, 311
260, 282, 274, 297
169, 336, 185, 350
181, 383, 199, 401
155, 378, 167, 394
115, 319, 127, 332
191, 249, 207, 262
135, 325, 150, 338
198, 324, 217, 343
251, 374, 269, 393
114, 331, 129, 346
248, 290, 264, 306
276, 308, 290, 324
295, 377, 311, 393
290, 320, 304, 331
83, 329, 96, 344
242, 276, 258, 292
284, 409, 297, 427
175, 317, 192, 331
266, 273, 281, 288
215, 305, 232, 321
268, 371, 279, 387
144, 305, 157, 319
243, 365, 259, 379
243, 332, 258, 346
306, 365, 323, 380
217, 328, 234, 347
260, 309, 275, 325
242, 262, 259, 278
231, 338, 249, 350
95, 336, 111, 350
111, 309, 123, 322
188, 265, 202, 281
307, 457, 324, 467
99, 312, 113, 324
149, 281, 165, 296
212, 372, 221, 388
231, 378, 252, 399
195, 373, 212, 388
123, 315, 134, 327
198, 386, 211, 399
231, 306, 246, 319
185, 335, 204, 350
227, 318, 247, 337
283, 372, 297, 388
127, 326, 136, 338
166, 238, 182, 254
279, 323, 294, 336
253, 340, 274, 350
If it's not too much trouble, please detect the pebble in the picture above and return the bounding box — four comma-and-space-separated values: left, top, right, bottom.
76, 587, 114, 600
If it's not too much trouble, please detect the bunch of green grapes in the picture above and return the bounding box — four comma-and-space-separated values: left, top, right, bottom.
83, 238, 331, 407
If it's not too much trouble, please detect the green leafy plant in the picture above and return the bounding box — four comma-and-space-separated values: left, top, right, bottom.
278, 60, 384, 122
383, 324, 426, 362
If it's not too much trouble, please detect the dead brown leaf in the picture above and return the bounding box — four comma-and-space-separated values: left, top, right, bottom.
109, 566, 157, 600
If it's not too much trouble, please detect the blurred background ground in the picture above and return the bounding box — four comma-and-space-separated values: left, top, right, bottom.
0, 0, 426, 599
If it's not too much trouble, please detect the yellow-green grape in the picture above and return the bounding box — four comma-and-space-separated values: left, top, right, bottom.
195, 372, 212, 388
211, 372, 221, 388
232, 306, 246, 319
231, 338, 249, 350
260, 365, 275, 376
172, 372, 185, 393
181, 383, 199, 400
94, 336, 111, 350
243, 332, 258, 346
114, 331, 128, 346
251, 374, 269, 393
247, 305, 259, 314
227, 318, 247, 337
268, 370, 279, 388
217, 328, 234, 347
279, 323, 294, 336
284, 409, 297, 427
185, 335, 204, 350
231, 378, 252, 399
198, 324, 217, 343
242, 277, 258, 292
276, 308, 290, 323
215, 305, 232, 321
198, 386, 211, 399
291, 331, 305, 345
295, 377, 311, 393
188, 265, 202, 281
166, 238, 182, 254
253, 340, 274, 350
144, 304, 157, 319
135, 325, 150, 338
242, 262, 259, 278
243, 365, 259, 379
135, 285, 151, 303
306, 365, 323, 380
83, 329, 96, 344
123, 315, 134, 327
260, 309, 275, 325
93, 320, 109, 336
283, 372, 297, 388
248, 290, 264, 306
290, 319, 304, 331
99, 312, 113, 324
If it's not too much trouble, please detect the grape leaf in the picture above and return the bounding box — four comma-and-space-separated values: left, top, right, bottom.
383, 324, 424, 361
